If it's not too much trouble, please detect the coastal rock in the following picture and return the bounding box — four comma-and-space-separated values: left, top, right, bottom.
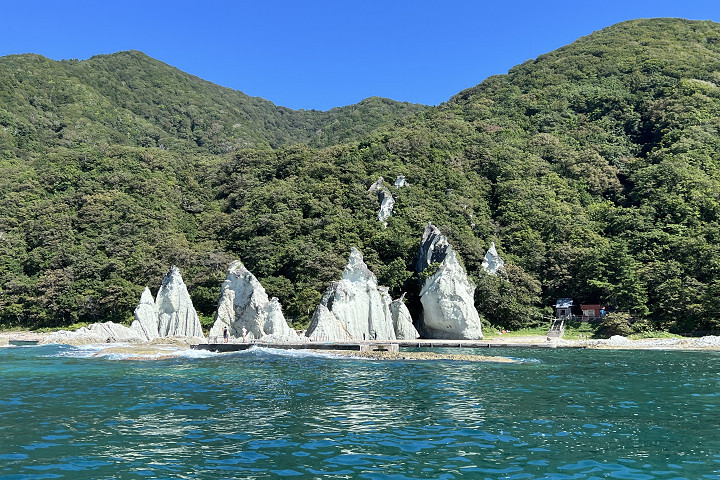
130, 287, 159, 341
155, 266, 204, 339
416, 224, 483, 340
481, 242, 505, 275
41, 322, 145, 346
306, 247, 397, 342
608, 335, 630, 345
209, 260, 298, 342
390, 294, 420, 340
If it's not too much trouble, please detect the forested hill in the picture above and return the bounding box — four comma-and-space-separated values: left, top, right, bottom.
0, 50, 427, 152
2, 18, 720, 334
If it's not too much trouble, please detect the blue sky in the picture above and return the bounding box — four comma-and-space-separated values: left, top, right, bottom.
2, 1, 720, 110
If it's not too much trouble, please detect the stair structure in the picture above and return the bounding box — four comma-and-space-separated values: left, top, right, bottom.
546, 317, 565, 339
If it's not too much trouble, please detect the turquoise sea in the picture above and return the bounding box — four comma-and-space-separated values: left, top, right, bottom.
1, 344, 719, 480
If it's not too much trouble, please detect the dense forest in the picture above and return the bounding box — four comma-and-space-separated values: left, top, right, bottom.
1, 18, 720, 335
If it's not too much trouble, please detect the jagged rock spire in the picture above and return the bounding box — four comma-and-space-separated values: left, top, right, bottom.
416, 224, 483, 340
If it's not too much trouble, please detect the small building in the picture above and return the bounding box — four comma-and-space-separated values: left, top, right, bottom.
554, 298, 574, 318
580, 304, 605, 320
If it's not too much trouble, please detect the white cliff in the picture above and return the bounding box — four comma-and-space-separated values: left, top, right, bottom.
209, 260, 298, 342
481, 242, 505, 275
416, 224, 483, 340
306, 247, 398, 342
155, 266, 205, 339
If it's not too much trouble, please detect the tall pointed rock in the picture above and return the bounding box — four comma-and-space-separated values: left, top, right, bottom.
481, 242, 505, 275
209, 260, 297, 341
306, 247, 398, 341
130, 287, 159, 341
415, 224, 483, 340
155, 266, 204, 339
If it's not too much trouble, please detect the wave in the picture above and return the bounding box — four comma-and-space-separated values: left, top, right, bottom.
46, 343, 222, 361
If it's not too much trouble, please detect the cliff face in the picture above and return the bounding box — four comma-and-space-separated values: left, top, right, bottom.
416, 224, 483, 340
209, 261, 298, 342
306, 248, 416, 341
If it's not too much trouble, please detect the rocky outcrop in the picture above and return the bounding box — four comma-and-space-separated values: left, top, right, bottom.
306, 248, 401, 342
130, 287, 159, 341
209, 260, 298, 342
155, 266, 204, 338
368, 176, 395, 226
40, 322, 145, 346
127, 266, 205, 341
390, 293, 419, 339
415, 224, 483, 340
394, 175, 408, 188
481, 242, 505, 275
41, 267, 205, 346
377, 189, 395, 226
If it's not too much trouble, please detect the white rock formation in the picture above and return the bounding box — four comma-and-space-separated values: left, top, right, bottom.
209, 260, 298, 342
481, 242, 505, 275
415, 224, 483, 340
127, 266, 205, 341
130, 287, 159, 341
368, 176, 385, 194
368, 176, 396, 226
306, 247, 399, 342
41, 322, 145, 346
377, 188, 395, 226
390, 293, 420, 340
41, 267, 205, 346
155, 266, 204, 339
394, 175, 408, 188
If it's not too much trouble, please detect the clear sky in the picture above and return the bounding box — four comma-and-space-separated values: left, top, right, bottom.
2, 0, 720, 111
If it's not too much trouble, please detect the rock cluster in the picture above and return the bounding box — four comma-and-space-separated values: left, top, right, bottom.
41, 266, 205, 346
130, 266, 205, 340
306, 248, 418, 341
481, 242, 505, 275
415, 224, 484, 340
209, 260, 298, 342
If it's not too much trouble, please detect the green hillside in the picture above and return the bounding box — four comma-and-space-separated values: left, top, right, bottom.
1, 18, 720, 335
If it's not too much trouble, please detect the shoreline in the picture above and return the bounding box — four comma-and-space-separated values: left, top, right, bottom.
3, 331, 720, 353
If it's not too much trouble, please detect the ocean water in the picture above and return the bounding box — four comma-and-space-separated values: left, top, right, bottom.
1, 344, 719, 480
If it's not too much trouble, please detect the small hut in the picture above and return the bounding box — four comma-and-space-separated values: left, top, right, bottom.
554, 298, 574, 319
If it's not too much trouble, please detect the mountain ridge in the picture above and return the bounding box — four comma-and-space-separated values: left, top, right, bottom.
1, 18, 720, 335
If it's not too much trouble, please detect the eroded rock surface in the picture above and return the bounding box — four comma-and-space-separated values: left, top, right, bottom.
306, 248, 401, 341
41, 322, 145, 346
415, 224, 483, 340
209, 260, 298, 342
481, 242, 505, 275
155, 266, 205, 339
130, 287, 159, 341
390, 293, 420, 340
368, 176, 395, 226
